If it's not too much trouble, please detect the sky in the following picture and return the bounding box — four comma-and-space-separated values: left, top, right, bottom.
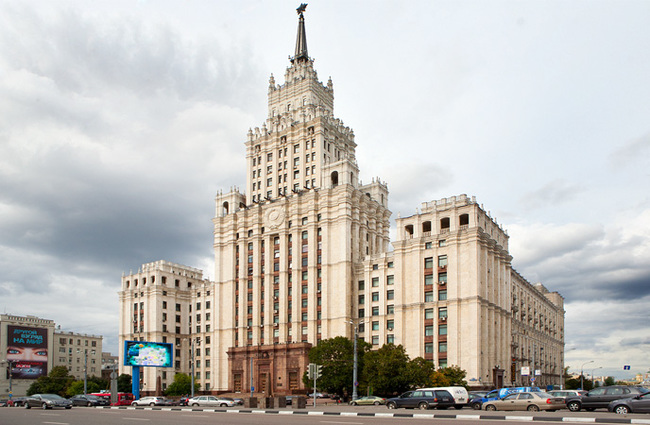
1, 0, 649, 382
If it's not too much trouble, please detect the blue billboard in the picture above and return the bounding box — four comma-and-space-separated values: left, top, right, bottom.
123, 341, 173, 367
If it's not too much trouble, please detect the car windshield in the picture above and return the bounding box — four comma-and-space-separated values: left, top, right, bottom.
41, 394, 64, 400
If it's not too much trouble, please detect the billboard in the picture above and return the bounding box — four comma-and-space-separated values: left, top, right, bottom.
6, 325, 49, 379
123, 341, 173, 367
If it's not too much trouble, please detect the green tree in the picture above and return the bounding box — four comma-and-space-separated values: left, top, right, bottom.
603, 376, 616, 386
406, 357, 436, 388
362, 344, 412, 396
165, 373, 199, 396
117, 373, 132, 393
439, 365, 468, 387
27, 366, 75, 396
429, 369, 452, 387
65, 376, 109, 396
302, 336, 371, 396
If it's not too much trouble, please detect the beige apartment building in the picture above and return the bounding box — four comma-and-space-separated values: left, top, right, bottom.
118, 7, 564, 395
53, 331, 103, 380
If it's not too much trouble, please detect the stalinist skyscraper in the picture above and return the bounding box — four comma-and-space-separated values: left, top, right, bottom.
119, 6, 565, 395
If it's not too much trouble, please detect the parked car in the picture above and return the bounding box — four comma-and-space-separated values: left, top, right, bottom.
69, 394, 110, 407
483, 392, 565, 412
24, 394, 73, 409
7, 397, 27, 407
419, 386, 469, 409
469, 391, 489, 401
131, 396, 167, 406
386, 389, 455, 410
566, 386, 648, 412
470, 387, 542, 410
186, 395, 236, 407
609, 391, 650, 414
232, 397, 244, 406
179, 395, 190, 406
0, 399, 8, 407
349, 396, 386, 406
546, 390, 586, 400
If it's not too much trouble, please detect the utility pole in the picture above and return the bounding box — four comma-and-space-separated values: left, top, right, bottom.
348, 320, 358, 401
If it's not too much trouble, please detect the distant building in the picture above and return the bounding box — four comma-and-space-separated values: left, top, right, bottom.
118, 7, 564, 395
52, 331, 103, 380
0, 314, 56, 396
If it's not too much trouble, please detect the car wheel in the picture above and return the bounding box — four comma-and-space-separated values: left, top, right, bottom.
25, 403, 31, 409
472, 403, 482, 410
65, 406, 72, 409
131, 402, 137, 406
454, 405, 463, 410
220, 403, 227, 407
42, 403, 48, 410
614, 405, 630, 415
192, 403, 199, 406
374, 401, 381, 406
585, 408, 595, 412
350, 402, 357, 405
387, 402, 397, 409
87, 402, 93, 407
149, 402, 155, 406
567, 401, 581, 412
527, 405, 540, 412
485, 404, 497, 411
418, 402, 429, 410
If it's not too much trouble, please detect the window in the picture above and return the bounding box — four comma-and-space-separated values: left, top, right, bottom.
425, 343, 434, 353
425, 325, 434, 336
372, 321, 379, 331
358, 280, 365, 290
358, 308, 365, 318
302, 312, 308, 321
438, 255, 448, 268
438, 290, 447, 301
425, 274, 433, 285
439, 307, 448, 319
358, 295, 365, 305
302, 231, 308, 240
425, 291, 434, 302
439, 239, 447, 247
425, 242, 433, 249
372, 292, 379, 302
302, 299, 308, 308
425, 308, 434, 319
387, 275, 394, 285
439, 273, 447, 284
387, 319, 394, 330
387, 334, 395, 344
372, 277, 379, 287
439, 324, 447, 335
424, 257, 434, 268
372, 335, 379, 345
372, 306, 379, 316
386, 304, 394, 315
372, 264, 378, 270
439, 342, 447, 352
387, 290, 394, 300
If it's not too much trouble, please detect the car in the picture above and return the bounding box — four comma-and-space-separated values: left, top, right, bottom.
307, 392, 326, 398
179, 395, 190, 406
186, 395, 236, 407
419, 386, 469, 409
24, 394, 73, 409
483, 392, 565, 412
469, 391, 489, 401
546, 390, 586, 400
470, 387, 542, 410
609, 391, 650, 414
386, 389, 455, 410
349, 396, 386, 406
69, 394, 110, 406
0, 398, 8, 407
131, 396, 167, 406
566, 386, 648, 412
7, 397, 28, 407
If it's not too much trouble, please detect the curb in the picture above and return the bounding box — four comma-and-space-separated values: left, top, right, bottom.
97, 406, 650, 423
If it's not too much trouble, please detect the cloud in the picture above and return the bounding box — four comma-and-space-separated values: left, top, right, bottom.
609, 133, 650, 169
519, 179, 584, 211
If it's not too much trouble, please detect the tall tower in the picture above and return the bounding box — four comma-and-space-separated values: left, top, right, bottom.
212, 5, 391, 393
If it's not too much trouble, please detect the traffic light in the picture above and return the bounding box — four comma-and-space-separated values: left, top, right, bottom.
316, 365, 323, 379
308, 363, 316, 380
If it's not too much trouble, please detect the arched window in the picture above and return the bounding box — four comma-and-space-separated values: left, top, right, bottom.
422, 221, 432, 233
440, 217, 450, 230
405, 225, 414, 237
223, 201, 229, 216
331, 171, 339, 187
459, 213, 469, 226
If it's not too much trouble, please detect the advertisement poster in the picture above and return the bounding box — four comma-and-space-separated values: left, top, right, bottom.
6, 325, 49, 379
124, 341, 173, 367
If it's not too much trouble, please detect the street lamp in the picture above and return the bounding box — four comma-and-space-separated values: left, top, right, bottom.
580, 360, 594, 390
591, 366, 602, 387
189, 337, 200, 398
77, 348, 88, 395
1, 360, 16, 397
347, 320, 358, 401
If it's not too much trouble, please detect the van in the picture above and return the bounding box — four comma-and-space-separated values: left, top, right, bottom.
470, 386, 542, 410
418, 386, 469, 409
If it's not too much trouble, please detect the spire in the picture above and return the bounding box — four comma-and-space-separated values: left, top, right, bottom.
293, 4, 309, 62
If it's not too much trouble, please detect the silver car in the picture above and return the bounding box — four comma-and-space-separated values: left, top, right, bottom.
187, 395, 236, 407
131, 396, 167, 406
24, 394, 73, 409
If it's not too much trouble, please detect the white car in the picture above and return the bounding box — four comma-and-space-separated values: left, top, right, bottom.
187, 395, 236, 407
131, 396, 166, 406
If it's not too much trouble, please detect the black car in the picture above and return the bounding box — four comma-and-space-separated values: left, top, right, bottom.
386, 390, 455, 410
69, 394, 110, 407
24, 394, 73, 409
609, 391, 650, 414
566, 386, 648, 412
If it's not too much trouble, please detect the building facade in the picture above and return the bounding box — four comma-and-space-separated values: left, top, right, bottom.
52, 331, 103, 380
118, 7, 564, 395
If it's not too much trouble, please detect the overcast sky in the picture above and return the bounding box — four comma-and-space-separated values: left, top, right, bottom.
1, 0, 649, 382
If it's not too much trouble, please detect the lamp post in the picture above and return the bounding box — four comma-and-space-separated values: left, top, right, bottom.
190, 337, 200, 398
77, 349, 88, 395
580, 360, 594, 390
2, 360, 15, 397
347, 320, 358, 401
591, 366, 602, 387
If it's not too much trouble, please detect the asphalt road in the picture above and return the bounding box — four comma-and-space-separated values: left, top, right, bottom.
2, 405, 650, 425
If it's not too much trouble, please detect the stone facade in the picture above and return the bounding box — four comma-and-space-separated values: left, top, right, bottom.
117, 8, 564, 395
53, 331, 103, 380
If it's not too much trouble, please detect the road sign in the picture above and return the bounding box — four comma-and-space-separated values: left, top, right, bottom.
530, 377, 536, 382
521, 366, 530, 376
251, 386, 254, 392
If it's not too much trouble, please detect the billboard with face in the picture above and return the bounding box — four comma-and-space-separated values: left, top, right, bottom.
6, 325, 49, 379
123, 341, 173, 367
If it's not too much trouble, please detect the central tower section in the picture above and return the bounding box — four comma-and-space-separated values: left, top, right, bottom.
212, 6, 391, 394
